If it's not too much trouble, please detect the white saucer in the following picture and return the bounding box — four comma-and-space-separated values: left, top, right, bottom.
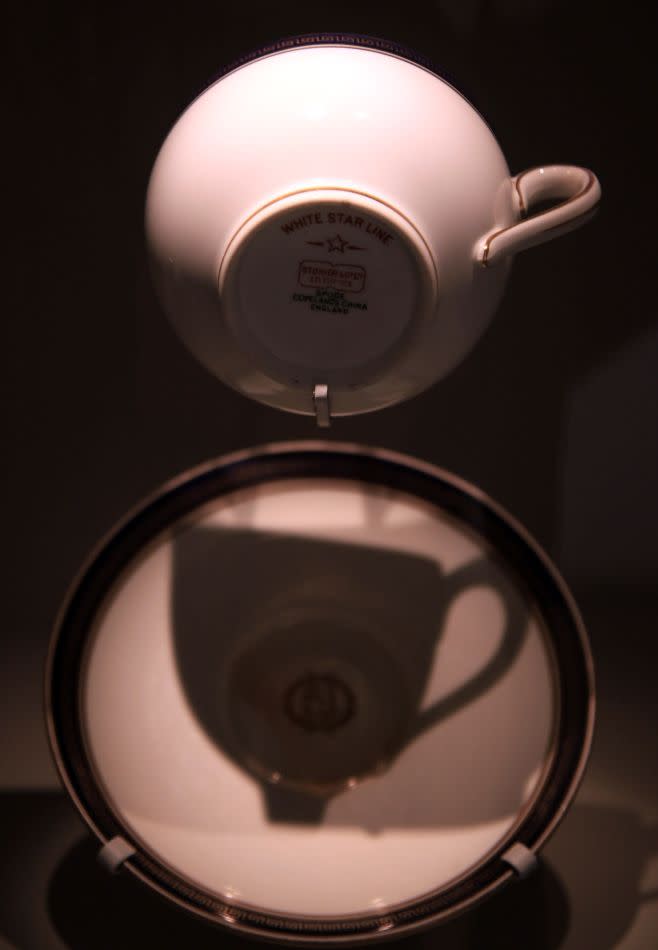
47, 444, 594, 942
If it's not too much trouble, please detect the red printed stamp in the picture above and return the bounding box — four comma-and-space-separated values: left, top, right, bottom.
298, 260, 366, 293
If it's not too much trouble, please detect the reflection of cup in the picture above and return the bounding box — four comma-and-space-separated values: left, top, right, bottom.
172, 526, 524, 820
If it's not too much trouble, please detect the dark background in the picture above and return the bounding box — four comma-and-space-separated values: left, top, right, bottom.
2, 1, 657, 947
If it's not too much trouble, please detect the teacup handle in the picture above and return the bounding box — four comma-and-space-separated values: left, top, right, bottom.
475, 164, 601, 266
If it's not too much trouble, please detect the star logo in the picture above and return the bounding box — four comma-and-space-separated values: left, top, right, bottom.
305, 233, 366, 252
327, 234, 350, 253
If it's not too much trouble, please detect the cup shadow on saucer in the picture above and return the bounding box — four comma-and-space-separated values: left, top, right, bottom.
172, 526, 530, 826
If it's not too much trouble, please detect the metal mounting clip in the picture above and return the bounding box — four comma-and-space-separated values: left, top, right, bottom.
97, 836, 137, 874
313, 384, 331, 428
501, 842, 539, 879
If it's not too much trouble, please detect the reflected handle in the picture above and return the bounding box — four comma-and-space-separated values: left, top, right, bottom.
475, 165, 601, 266
409, 559, 526, 741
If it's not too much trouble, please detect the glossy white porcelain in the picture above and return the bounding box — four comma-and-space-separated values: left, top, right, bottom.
145, 37, 600, 419
47, 442, 594, 941
82, 477, 555, 918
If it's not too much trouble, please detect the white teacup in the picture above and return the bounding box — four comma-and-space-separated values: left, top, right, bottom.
146, 34, 601, 421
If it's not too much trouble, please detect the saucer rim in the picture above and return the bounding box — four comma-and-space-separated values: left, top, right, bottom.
45, 441, 594, 944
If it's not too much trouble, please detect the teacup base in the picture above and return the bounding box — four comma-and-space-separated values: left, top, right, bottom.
218, 188, 438, 411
